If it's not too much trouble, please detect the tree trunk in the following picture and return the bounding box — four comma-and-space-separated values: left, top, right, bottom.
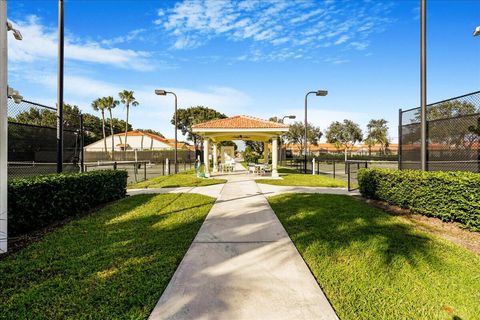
101, 110, 107, 158
124, 103, 129, 156
344, 147, 348, 162
109, 109, 114, 160
368, 145, 371, 156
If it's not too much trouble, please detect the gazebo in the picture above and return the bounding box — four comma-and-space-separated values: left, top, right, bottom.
192, 115, 289, 178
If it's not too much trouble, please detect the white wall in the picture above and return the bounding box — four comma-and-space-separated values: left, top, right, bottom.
85, 135, 172, 151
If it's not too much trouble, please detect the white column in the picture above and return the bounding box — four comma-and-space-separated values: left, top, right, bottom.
312, 158, 316, 175
212, 143, 218, 173
204, 138, 210, 178
272, 137, 279, 178
0, 1, 8, 253
264, 141, 269, 163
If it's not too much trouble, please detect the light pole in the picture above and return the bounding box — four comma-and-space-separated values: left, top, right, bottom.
304, 90, 327, 173
420, 0, 427, 171
57, 0, 64, 173
280, 115, 295, 163
1, 0, 23, 254
155, 89, 178, 173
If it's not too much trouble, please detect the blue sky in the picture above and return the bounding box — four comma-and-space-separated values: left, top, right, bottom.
6, 0, 480, 143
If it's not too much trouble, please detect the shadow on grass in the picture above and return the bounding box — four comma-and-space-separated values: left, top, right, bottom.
273, 193, 436, 267
0, 193, 215, 319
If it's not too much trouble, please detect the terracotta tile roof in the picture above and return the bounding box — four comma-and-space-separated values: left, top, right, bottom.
114, 130, 173, 146
192, 115, 289, 129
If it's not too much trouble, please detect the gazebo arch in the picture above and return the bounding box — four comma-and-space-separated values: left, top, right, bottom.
192, 115, 289, 178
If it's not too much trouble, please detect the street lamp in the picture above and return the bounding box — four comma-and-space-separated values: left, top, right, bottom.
304, 90, 327, 173
280, 115, 295, 163
420, 0, 427, 171
474, 26, 480, 36
1, 0, 23, 254
155, 89, 178, 173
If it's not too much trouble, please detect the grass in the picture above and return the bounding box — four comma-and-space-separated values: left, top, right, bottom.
256, 167, 347, 188
128, 170, 226, 189
268, 193, 480, 320
0, 193, 215, 319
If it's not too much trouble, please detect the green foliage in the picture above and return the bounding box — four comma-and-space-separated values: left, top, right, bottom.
173, 106, 226, 142
285, 121, 323, 154
243, 146, 260, 163
8, 170, 127, 235
325, 119, 363, 150
245, 140, 264, 155
0, 193, 215, 319
358, 168, 480, 231
136, 128, 165, 138
366, 119, 389, 154
269, 193, 480, 319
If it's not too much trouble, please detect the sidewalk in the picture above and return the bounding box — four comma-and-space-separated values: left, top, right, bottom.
149, 163, 338, 320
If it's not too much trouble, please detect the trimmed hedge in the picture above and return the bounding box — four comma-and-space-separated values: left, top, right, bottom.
358, 168, 480, 231
8, 170, 127, 235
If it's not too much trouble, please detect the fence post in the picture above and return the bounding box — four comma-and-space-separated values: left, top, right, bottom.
80, 113, 84, 173
347, 162, 351, 191
144, 162, 147, 180
398, 108, 402, 170
333, 161, 336, 179
113, 161, 117, 170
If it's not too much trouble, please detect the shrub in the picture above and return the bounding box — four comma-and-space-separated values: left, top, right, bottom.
8, 170, 127, 235
358, 168, 480, 231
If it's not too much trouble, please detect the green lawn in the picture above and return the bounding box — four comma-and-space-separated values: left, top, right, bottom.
268, 193, 480, 320
256, 168, 347, 188
128, 170, 226, 189
0, 193, 215, 319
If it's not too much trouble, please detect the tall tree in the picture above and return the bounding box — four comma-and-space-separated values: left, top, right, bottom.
172, 106, 227, 155
325, 120, 363, 161
284, 121, 323, 155
118, 90, 139, 152
91, 98, 108, 156
102, 96, 120, 158
366, 119, 389, 155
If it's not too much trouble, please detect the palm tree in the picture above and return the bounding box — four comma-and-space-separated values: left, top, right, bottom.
91, 98, 108, 157
118, 90, 139, 153
103, 96, 120, 159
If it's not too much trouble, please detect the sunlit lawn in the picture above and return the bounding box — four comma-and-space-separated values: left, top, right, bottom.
269, 193, 480, 320
256, 167, 347, 188
0, 193, 215, 319
128, 170, 226, 189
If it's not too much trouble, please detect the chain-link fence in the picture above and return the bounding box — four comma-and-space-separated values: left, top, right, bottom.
8, 98, 82, 179
399, 91, 480, 172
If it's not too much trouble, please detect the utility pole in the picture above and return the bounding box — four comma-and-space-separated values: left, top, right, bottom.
0, 0, 8, 253
57, 0, 64, 173
420, 0, 427, 171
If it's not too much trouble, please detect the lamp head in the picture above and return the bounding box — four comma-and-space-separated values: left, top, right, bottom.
288, 115, 296, 119
7, 86, 23, 104
316, 90, 328, 96
6, 21, 23, 40
154, 89, 167, 96
474, 26, 480, 36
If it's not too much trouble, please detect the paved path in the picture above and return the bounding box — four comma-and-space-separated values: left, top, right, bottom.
149, 163, 338, 320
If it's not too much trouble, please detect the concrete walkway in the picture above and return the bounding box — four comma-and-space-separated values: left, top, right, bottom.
149, 163, 338, 320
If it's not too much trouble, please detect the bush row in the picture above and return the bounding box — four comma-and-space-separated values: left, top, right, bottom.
8, 170, 127, 235
358, 168, 480, 231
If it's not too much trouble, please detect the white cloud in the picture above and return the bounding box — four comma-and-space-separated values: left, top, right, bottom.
157, 0, 393, 61
8, 16, 155, 71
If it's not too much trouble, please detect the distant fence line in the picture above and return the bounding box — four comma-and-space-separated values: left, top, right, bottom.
399, 90, 480, 172
84, 150, 195, 163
